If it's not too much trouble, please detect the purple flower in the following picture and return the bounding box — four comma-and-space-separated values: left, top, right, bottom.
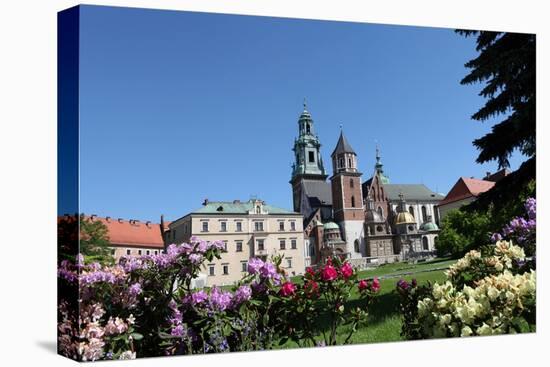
188, 253, 203, 265
209, 287, 233, 311
260, 262, 277, 279
129, 282, 142, 296
491, 233, 503, 243
191, 290, 208, 305
233, 285, 252, 305
397, 279, 410, 290
525, 198, 536, 220
248, 258, 264, 274
76, 254, 85, 268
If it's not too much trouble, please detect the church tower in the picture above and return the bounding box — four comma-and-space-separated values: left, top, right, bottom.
290, 101, 328, 214
330, 130, 365, 258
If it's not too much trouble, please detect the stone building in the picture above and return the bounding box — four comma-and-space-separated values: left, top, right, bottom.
166, 199, 305, 286
290, 103, 444, 265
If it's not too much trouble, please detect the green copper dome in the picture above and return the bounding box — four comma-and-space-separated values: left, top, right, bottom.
323, 221, 340, 230
420, 222, 439, 231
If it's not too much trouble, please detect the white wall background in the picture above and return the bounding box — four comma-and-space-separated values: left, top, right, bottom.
0, 1, 548, 366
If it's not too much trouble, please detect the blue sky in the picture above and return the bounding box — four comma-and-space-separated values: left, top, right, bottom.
77, 5, 524, 222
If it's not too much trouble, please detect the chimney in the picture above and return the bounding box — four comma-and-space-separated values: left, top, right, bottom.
90, 214, 97, 221
146, 221, 151, 228
118, 218, 123, 223
106, 216, 111, 222
203, 198, 209, 206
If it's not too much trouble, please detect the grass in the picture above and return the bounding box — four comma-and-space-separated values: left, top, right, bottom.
276, 258, 454, 349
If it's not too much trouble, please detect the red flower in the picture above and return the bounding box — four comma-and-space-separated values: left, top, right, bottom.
304, 280, 319, 297
372, 277, 381, 292
340, 262, 353, 279
358, 279, 368, 291
305, 267, 316, 279
321, 264, 338, 281
279, 281, 297, 297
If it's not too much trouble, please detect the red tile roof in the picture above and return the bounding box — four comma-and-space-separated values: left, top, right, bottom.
88, 216, 165, 249
438, 177, 495, 206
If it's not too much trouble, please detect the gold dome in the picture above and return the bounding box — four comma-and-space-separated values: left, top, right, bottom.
395, 212, 416, 225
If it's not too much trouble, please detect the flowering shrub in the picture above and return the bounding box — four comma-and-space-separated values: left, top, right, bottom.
398, 198, 536, 339
58, 238, 379, 360
275, 257, 380, 347
491, 197, 536, 256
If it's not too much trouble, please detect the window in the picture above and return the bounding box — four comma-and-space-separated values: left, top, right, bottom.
339, 158, 344, 168
241, 262, 248, 272
202, 221, 209, 232
209, 265, 215, 276
350, 178, 354, 188
146, 250, 150, 255
280, 240, 286, 250
126, 249, 131, 255
408, 206, 415, 218
254, 221, 264, 232
223, 241, 228, 252
138, 250, 142, 255
354, 239, 360, 252
377, 206, 384, 219
154, 250, 158, 255
348, 158, 352, 167
291, 239, 297, 249
256, 205, 261, 214
309, 244, 315, 256
223, 264, 229, 275
351, 196, 356, 208
220, 221, 227, 232
308, 151, 315, 163
257, 239, 265, 251
236, 241, 243, 252
422, 237, 429, 250
290, 221, 296, 231
408, 225, 414, 231
236, 222, 242, 232
306, 123, 311, 134
422, 206, 428, 223
376, 225, 383, 232
279, 221, 285, 231
286, 258, 292, 268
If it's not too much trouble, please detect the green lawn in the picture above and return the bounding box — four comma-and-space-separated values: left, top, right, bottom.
277, 258, 454, 348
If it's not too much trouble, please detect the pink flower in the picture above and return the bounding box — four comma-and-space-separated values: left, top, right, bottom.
304, 280, 319, 298
372, 277, 381, 292
321, 264, 338, 281
340, 262, 353, 279
279, 281, 297, 297
358, 279, 368, 291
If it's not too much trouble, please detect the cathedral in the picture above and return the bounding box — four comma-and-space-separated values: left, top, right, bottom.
290, 103, 444, 266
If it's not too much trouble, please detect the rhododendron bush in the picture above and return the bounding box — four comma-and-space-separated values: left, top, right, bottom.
397, 198, 536, 340
58, 236, 379, 361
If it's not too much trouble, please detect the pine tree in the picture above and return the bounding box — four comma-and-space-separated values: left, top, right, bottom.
457, 30, 536, 209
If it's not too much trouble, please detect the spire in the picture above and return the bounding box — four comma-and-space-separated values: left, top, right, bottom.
397, 190, 407, 213
331, 130, 356, 157
373, 143, 390, 184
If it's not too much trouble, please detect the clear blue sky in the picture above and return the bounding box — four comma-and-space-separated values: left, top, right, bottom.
77, 5, 524, 222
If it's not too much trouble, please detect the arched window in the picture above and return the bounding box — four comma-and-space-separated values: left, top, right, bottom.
377, 206, 383, 219
354, 239, 360, 252
422, 206, 428, 223
422, 236, 429, 250
348, 158, 352, 167
256, 205, 261, 214
350, 178, 354, 188
309, 243, 315, 257
306, 123, 311, 134
351, 196, 356, 208
408, 206, 415, 218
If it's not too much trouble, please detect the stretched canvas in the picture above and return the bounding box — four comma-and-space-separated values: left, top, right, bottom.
58, 4, 536, 362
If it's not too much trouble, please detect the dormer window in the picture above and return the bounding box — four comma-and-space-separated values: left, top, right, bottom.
256, 205, 261, 214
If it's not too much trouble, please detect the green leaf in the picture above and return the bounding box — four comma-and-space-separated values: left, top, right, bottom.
131, 332, 144, 341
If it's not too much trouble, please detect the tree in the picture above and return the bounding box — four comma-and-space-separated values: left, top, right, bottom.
80, 215, 114, 265
457, 31, 536, 207
436, 208, 491, 258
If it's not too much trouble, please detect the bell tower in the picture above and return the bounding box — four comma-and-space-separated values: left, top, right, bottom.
330, 129, 365, 258
290, 100, 328, 214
